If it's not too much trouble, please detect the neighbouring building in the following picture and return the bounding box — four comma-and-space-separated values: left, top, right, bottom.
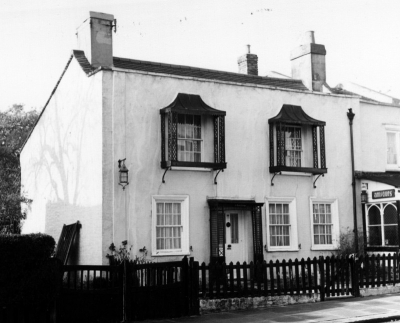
21, 12, 400, 265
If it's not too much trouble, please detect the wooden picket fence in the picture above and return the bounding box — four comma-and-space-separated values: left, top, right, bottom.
198, 253, 400, 301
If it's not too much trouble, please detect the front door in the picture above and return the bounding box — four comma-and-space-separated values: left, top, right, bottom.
225, 212, 249, 264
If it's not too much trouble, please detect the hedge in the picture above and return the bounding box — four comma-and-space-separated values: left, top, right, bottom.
0, 233, 62, 306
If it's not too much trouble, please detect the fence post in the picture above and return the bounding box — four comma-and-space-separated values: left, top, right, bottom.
319, 256, 325, 302
351, 255, 359, 297
192, 260, 200, 315
182, 256, 189, 316
121, 260, 128, 323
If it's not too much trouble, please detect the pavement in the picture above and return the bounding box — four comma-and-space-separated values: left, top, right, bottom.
146, 293, 400, 323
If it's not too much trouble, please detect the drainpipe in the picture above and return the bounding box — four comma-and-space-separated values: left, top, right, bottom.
347, 108, 359, 254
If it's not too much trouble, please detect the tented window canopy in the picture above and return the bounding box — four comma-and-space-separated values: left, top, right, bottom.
160, 93, 226, 170
269, 104, 327, 175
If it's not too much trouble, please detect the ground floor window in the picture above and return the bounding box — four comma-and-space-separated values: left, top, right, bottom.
310, 198, 339, 250
266, 197, 298, 251
151, 195, 189, 256
366, 202, 399, 247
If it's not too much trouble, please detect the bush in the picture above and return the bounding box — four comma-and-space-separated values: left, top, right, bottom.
0, 233, 62, 307
336, 228, 365, 257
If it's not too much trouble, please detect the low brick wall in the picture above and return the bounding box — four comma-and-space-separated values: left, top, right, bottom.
200, 294, 320, 314
360, 284, 400, 297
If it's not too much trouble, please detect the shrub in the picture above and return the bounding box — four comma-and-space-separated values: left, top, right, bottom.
106, 241, 149, 265
0, 233, 62, 307
336, 228, 365, 257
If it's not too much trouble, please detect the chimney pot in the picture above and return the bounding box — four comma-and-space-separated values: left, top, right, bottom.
305, 31, 315, 44
238, 45, 258, 76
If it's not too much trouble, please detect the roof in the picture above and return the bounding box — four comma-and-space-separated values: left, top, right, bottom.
73, 50, 93, 74
355, 171, 400, 187
110, 56, 309, 91
268, 104, 326, 126
160, 93, 226, 116
330, 87, 380, 103
71, 51, 308, 91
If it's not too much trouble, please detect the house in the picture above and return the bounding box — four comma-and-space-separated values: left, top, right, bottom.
21, 12, 400, 265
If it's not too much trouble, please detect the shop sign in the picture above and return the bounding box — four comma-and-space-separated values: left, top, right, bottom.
372, 189, 395, 200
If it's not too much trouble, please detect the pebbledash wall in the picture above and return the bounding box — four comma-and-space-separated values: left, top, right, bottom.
104, 68, 361, 265
20, 57, 105, 265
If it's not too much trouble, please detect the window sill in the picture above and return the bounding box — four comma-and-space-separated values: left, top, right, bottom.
385, 166, 400, 172
311, 245, 338, 251
281, 172, 312, 177
366, 246, 399, 252
152, 251, 190, 257
266, 248, 300, 252
270, 166, 327, 175
170, 167, 211, 172
161, 161, 227, 170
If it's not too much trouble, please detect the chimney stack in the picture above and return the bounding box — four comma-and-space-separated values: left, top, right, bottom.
238, 45, 258, 76
76, 11, 115, 68
290, 31, 326, 92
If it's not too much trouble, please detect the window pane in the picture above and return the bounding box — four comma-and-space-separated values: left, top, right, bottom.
269, 204, 275, 214
368, 206, 381, 225
178, 115, 185, 138
384, 226, 399, 245
283, 204, 289, 213
230, 214, 239, 244
368, 226, 382, 245
276, 204, 282, 214
270, 213, 276, 224
387, 132, 397, 164
319, 204, 325, 214
384, 204, 397, 224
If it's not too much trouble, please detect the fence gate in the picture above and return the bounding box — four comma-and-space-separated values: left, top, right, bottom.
126, 257, 199, 321
318, 255, 358, 301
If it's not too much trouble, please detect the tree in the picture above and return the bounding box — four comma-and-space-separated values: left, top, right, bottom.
0, 104, 39, 234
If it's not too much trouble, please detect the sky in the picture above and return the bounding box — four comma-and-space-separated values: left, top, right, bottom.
1, 0, 400, 112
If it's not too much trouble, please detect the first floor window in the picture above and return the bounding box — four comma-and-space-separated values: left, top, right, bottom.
367, 203, 399, 247
266, 197, 298, 251
385, 125, 400, 170
152, 195, 189, 256
310, 199, 339, 250
285, 126, 302, 167
178, 114, 202, 162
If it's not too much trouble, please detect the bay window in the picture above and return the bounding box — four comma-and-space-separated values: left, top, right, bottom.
269, 104, 327, 175
160, 93, 226, 170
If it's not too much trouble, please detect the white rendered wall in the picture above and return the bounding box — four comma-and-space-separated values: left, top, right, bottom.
106, 70, 360, 264
21, 58, 103, 265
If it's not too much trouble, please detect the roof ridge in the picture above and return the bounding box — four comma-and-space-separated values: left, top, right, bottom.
113, 56, 304, 84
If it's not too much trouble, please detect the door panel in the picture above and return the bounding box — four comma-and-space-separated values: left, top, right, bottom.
225, 212, 247, 264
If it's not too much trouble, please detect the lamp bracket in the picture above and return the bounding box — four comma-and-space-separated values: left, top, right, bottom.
118, 158, 126, 169
119, 182, 129, 190
162, 167, 171, 184
271, 172, 281, 186
313, 174, 324, 189
214, 169, 223, 185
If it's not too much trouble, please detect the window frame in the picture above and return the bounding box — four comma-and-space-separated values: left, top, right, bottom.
265, 197, 298, 252
309, 198, 340, 250
177, 114, 203, 163
151, 195, 190, 256
365, 202, 399, 248
284, 125, 303, 168
385, 125, 400, 171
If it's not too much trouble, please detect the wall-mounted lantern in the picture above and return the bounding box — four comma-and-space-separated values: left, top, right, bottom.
361, 182, 368, 204
118, 159, 129, 190
361, 190, 368, 204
